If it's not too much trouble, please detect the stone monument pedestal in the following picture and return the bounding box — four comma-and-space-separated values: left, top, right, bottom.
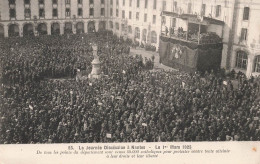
88, 45, 102, 79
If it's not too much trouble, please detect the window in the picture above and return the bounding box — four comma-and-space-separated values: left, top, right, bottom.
254, 56, 260, 72
121, 24, 125, 32
236, 51, 248, 69
89, 0, 94, 5
136, 12, 139, 21
101, 8, 105, 16
201, 4, 206, 16
110, 0, 113, 5
173, 1, 177, 12
24, 0, 30, 5
135, 27, 140, 39
153, 15, 156, 24
53, 0, 57, 4
39, 0, 44, 4
122, 10, 125, 18
162, 16, 166, 24
109, 21, 113, 29
53, 8, 58, 17
65, 0, 70, 4
145, 0, 148, 8
129, 11, 132, 19
101, 0, 104, 4
151, 31, 157, 43
144, 13, 147, 22
65, 8, 70, 17
137, 0, 140, 8
78, 0, 82, 4
162, 1, 166, 11
9, 0, 16, 5
123, 0, 125, 6
89, 8, 94, 16
116, 0, 119, 5
129, 0, 132, 7
216, 5, 221, 17
128, 26, 132, 34
240, 28, 248, 41
10, 9, 16, 18
78, 8, 83, 16
39, 8, 45, 17
153, 0, 157, 9
116, 9, 119, 17
243, 7, 250, 20
25, 9, 31, 18
110, 8, 113, 16
116, 22, 119, 30
188, 2, 192, 14
172, 18, 176, 27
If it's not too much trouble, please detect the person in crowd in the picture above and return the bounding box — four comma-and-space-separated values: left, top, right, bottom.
0, 31, 259, 144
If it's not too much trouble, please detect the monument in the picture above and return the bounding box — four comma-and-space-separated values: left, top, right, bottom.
88, 45, 102, 79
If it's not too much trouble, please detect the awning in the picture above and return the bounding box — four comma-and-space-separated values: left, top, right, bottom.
161, 11, 224, 26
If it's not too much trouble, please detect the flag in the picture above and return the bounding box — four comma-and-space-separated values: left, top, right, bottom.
223, 81, 228, 85
122, 70, 126, 74
29, 105, 33, 110
254, 117, 259, 121
89, 83, 92, 86
106, 133, 112, 138
182, 81, 185, 88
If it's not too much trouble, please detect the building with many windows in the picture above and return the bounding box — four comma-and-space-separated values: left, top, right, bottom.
0, 0, 260, 77
0, 0, 109, 37
110, 0, 260, 77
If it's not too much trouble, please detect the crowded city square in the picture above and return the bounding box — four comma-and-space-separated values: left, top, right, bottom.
0, 31, 259, 144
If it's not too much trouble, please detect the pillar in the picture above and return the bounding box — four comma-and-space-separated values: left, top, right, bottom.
84, 21, 88, 34
95, 21, 99, 32
60, 23, 64, 35
72, 22, 76, 34
47, 23, 51, 35
246, 55, 254, 77
139, 28, 143, 43
4, 25, 8, 37
19, 26, 23, 37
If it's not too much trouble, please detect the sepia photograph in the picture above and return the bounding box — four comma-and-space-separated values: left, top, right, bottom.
0, 0, 260, 156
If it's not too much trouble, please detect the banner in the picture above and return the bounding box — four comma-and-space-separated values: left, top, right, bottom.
159, 36, 223, 73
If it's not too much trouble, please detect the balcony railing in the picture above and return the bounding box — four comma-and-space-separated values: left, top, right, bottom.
161, 30, 222, 45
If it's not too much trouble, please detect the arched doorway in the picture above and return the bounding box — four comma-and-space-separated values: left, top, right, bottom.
235, 50, 248, 70
109, 21, 113, 29
142, 29, 147, 42
37, 23, 47, 35
151, 31, 157, 44
23, 23, 34, 36
98, 21, 106, 31
0, 25, 4, 38
51, 22, 60, 35
76, 22, 84, 34
135, 27, 140, 39
64, 22, 73, 34
8, 24, 19, 37
88, 21, 95, 33
254, 55, 260, 73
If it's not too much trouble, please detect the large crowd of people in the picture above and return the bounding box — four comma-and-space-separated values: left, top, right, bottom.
0, 31, 259, 144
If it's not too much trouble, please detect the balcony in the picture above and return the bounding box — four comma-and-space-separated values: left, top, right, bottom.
161, 31, 222, 45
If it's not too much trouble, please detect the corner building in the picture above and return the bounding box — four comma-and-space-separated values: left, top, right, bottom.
0, 0, 260, 77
